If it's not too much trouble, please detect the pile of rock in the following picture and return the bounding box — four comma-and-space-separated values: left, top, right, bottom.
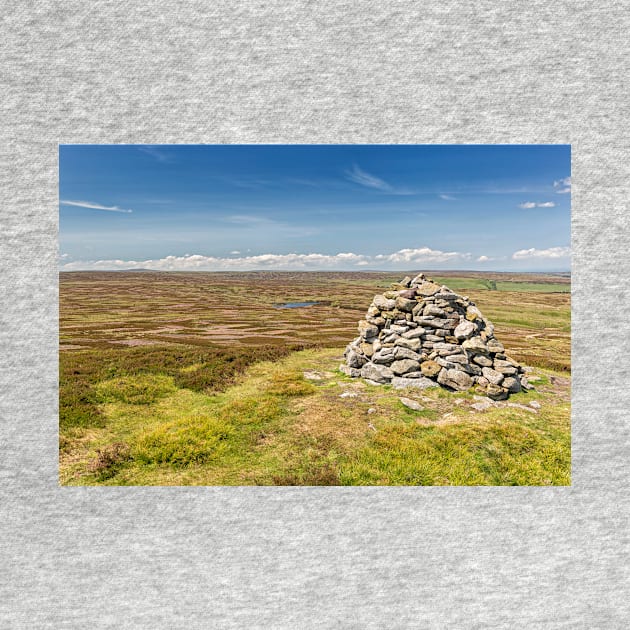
341, 274, 532, 400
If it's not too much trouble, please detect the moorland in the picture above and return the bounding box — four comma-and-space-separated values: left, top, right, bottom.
60, 270, 570, 486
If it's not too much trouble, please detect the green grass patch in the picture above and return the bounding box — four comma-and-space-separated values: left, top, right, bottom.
432, 277, 570, 293
95, 374, 177, 405
59, 343, 306, 430
339, 411, 570, 486
60, 348, 570, 487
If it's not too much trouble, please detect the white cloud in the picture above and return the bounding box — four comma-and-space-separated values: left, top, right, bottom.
554, 176, 571, 194
512, 247, 570, 260
518, 201, 556, 209
439, 194, 456, 200
59, 246, 478, 272
60, 200, 133, 213
476, 255, 490, 262
374, 247, 472, 264
60, 252, 366, 272
230, 250, 241, 255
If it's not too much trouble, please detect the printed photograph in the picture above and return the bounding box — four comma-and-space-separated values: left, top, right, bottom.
59, 144, 571, 485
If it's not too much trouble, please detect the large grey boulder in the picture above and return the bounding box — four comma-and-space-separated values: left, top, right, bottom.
394, 346, 423, 361
395, 296, 417, 312
360, 362, 394, 384
454, 320, 476, 339
502, 376, 521, 393
462, 336, 489, 354
372, 348, 396, 364
394, 337, 421, 351
391, 376, 439, 390
346, 348, 367, 369
481, 367, 504, 385
358, 320, 379, 339
390, 359, 421, 375
493, 359, 518, 375
437, 368, 473, 391
373, 295, 396, 311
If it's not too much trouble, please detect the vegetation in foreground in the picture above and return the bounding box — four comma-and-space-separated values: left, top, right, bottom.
59, 271, 570, 486
60, 348, 570, 486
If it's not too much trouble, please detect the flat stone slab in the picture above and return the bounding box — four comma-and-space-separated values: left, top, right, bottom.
399, 397, 423, 411
391, 376, 439, 390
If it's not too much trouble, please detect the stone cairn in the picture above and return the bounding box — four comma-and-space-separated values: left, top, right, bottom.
341, 273, 532, 399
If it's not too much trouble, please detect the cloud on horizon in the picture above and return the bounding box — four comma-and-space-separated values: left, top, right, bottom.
59, 246, 475, 272
60, 200, 133, 213
374, 247, 471, 264
512, 246, 570, 260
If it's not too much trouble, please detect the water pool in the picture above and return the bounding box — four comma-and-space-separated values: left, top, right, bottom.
273, 301, 319, 309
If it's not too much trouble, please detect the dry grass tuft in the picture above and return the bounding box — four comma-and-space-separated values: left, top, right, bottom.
88, 442, 131, 476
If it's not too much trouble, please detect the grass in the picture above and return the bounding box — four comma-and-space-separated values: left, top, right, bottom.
340, 408, 569, 485
60, 348, 570, 486
60, 343, 307, 431
60, 271, 571, 486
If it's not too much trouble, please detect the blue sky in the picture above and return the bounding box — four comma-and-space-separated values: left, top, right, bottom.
59, 144, 570, 271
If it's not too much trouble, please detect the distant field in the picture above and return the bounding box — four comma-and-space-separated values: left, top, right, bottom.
59, 270, 571, 486
432, 277, 570, 293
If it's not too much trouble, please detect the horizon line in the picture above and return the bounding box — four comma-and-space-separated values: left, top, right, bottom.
58, 268, 571, 274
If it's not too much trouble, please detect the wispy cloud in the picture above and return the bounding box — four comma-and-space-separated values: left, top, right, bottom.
59, 246, 477, 271
346, 164, 391, 191
138, 146, 173, 163
553, 176, 571, 194
518, 201, 556, 209
345, 164, 415, 195
60, 200, 133, 213
439, 194, 456, 201
512, 246, 570, 260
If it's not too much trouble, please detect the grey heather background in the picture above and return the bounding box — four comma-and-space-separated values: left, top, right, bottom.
1, 1, 628, 627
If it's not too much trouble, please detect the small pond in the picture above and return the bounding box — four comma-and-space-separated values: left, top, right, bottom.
273, 301, 319, 309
